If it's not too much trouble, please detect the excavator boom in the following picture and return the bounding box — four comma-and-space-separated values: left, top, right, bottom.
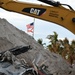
0, 0, 75, 34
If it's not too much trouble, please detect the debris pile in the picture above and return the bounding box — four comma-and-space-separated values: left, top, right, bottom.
0, 50, 37, 75
0, 18, 75, 75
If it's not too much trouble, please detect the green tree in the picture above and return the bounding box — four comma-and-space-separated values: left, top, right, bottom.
47, 32, 59, 53
37, 38, 43, 45
37, 38, 46, 46
46, 32, 75, 65
47, 31, 58, 44
71, 40, 75, 49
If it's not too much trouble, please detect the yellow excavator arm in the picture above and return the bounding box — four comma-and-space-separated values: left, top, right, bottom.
0, 0, 75, 34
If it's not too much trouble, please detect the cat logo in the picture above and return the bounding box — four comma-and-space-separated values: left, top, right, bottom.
22, 7, 46, 16
30, 8, 41, 15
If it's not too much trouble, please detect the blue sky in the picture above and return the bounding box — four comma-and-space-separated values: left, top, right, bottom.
0, 0, 75, 45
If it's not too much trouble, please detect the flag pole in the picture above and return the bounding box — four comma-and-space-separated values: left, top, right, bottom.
32, 18, 35, 38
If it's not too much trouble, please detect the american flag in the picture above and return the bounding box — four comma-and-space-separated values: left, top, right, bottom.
26, 22, 34, 33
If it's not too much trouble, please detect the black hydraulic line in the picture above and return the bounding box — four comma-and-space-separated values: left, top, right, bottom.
61, 4, 74, 11
38, 0, 74, 11
38, 0, 60, 7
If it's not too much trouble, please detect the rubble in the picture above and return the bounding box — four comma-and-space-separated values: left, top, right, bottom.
0, 50, 37, 75
0, 18, 75, 75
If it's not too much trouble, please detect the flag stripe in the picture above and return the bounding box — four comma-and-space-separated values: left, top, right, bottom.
26, 22, 34, 33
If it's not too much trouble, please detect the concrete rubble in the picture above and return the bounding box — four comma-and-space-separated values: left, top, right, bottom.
0, 18, 75, 75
